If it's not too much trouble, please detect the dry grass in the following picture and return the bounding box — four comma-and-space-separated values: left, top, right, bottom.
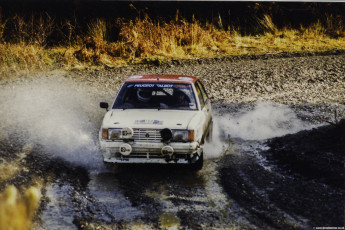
0, 13, 344, 75
0, 144, 33, 184
0, 160, 20, 182
0, 185, 41, 230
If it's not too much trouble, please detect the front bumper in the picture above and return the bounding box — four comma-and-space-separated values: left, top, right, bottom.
100, 140, 202, 164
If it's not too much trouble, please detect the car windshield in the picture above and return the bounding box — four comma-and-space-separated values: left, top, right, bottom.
113, 83, 198, 110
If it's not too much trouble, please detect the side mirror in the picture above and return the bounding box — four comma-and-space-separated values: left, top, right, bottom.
100, 102, 109, 111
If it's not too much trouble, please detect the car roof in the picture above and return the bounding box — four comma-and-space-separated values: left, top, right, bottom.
124, 74, 199, 84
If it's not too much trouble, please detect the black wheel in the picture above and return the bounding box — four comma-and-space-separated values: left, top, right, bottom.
190, 152, 203, 171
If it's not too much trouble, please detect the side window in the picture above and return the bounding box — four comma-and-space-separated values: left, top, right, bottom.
195, 82, 205, 108
196, 80, 208, 103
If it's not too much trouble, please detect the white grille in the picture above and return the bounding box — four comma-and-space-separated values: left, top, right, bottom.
133, 129, 162, 142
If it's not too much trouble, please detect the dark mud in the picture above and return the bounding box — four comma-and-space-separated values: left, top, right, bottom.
219, 120, 345, 229
266, 120, 345, 189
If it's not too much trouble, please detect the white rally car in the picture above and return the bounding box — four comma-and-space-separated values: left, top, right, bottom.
99, 74, 212, 170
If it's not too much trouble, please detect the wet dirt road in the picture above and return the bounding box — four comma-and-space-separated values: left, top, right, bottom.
8, 115, 343, 230
0, 52, 344, 229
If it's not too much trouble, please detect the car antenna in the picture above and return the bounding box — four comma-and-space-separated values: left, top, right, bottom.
157, 73, 159, 81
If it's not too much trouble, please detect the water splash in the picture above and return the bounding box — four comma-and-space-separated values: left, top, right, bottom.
218, 102, 308, 141
204, 102, 310, 159
0, 75, 104, 171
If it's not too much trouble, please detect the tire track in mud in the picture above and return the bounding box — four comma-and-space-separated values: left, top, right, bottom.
80, 159, 242, 229
62, 136, 258, 229
37, 149, 240, 229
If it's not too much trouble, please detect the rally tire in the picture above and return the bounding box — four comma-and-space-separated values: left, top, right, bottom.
191, 152, 203, 171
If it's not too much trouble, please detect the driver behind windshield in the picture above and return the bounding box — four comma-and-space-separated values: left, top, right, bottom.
122, 87, 153, 108
173, 90, 189, 107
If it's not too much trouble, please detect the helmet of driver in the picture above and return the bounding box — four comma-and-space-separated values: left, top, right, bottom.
137, 88, 152, 102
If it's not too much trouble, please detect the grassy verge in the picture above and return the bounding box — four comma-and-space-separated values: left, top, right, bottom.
0, 185, 41, 230
0, 13, 344, 75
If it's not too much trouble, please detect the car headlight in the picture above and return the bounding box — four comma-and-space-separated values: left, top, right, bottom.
102, 128, 134, 140
108, 128, 122, 140
171, 130, 194, 142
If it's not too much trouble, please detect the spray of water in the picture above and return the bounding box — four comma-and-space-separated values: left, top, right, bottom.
0, 75, 104, 171
220, 102, 307, 140
0, 76, 309, 165
204, 102, 309, 159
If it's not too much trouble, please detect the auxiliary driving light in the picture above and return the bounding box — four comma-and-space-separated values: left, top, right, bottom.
161, 145, 174, 157
119, 143, 132, 156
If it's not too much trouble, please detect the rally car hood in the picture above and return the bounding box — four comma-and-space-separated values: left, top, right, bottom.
102, 109, 198, 130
